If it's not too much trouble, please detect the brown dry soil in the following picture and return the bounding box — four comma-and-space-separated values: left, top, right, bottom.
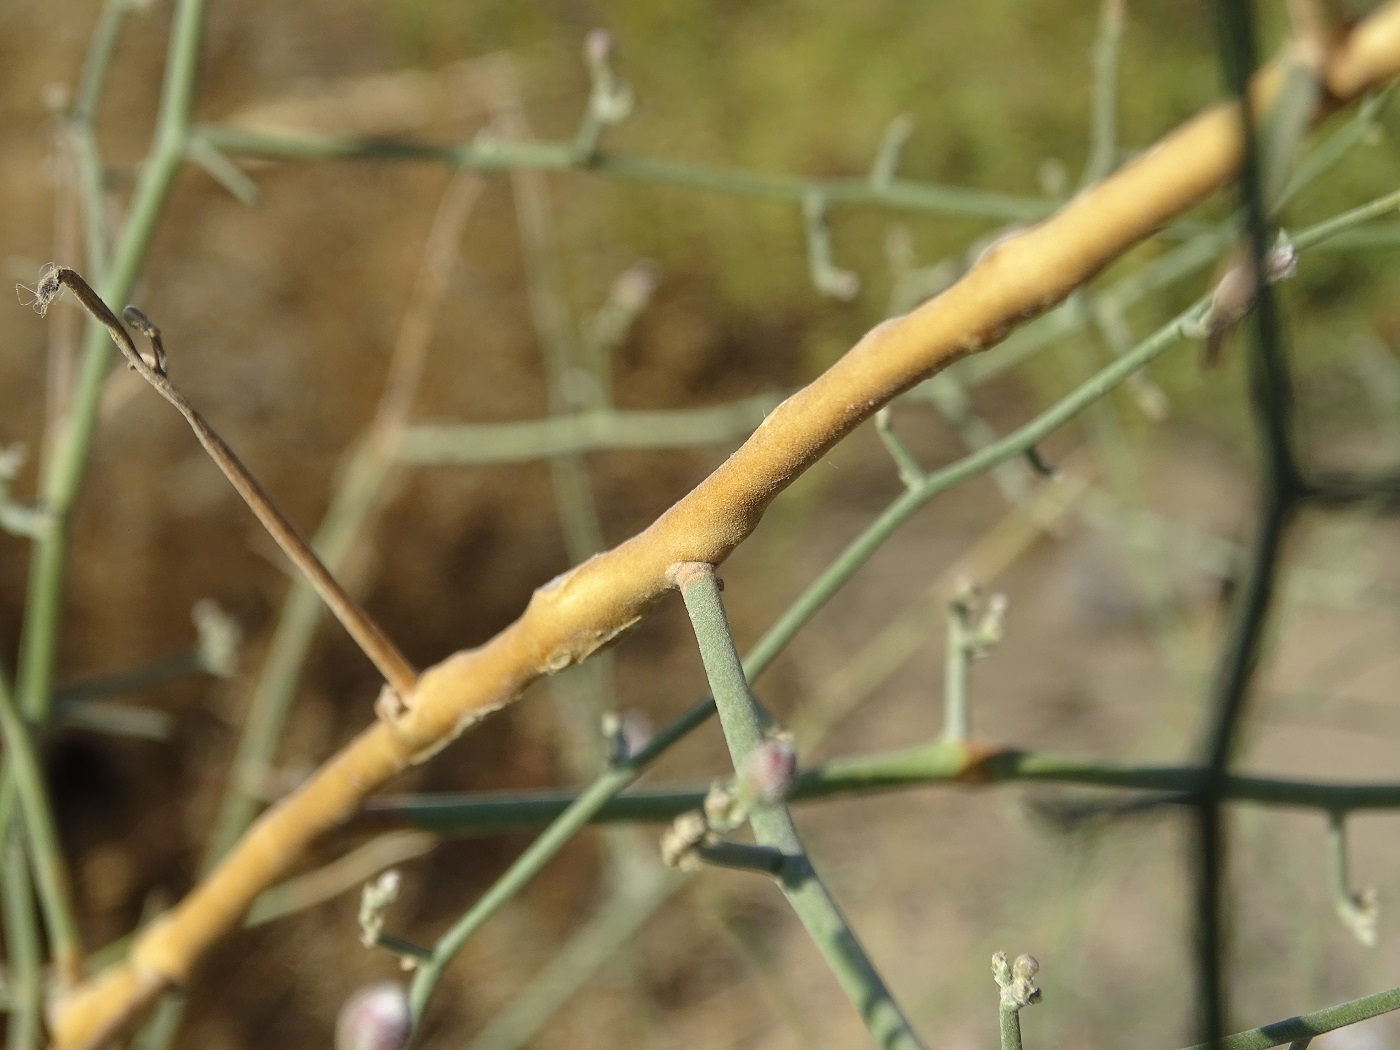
3, 3, 1400, 1049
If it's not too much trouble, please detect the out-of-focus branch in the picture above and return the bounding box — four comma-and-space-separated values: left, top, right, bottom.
48, 8, 1400, 1046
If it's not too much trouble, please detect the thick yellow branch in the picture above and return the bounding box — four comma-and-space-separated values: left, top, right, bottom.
49, 6, 1400, 1046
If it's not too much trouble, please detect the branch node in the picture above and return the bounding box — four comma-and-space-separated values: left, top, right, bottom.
875, 406, 926, 489
668, 560, 717, 590
802, 192, 860, 301
869, 113, 915, 190
574, 29, 635, 161
0, 444, 54, 538
121, 304, 168, 375
1328, 811, 1380, 947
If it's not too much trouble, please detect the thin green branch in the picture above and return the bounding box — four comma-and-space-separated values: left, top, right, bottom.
1276, 88, 1392, 210
500, 101, 606, 561
1178, 984, 1400, 1050
1081, 0, 1125, 188
464, 872, 683, 1050
3, 838, 43, 1050
404, 696, 715, 1026
0, 664, 82, 983
70, 0, 132, 124
1325, 811, 1378, 946
18, 0, 208, 726
676, 564, 924, 1050
398, 395, 783, 464
874, 408, 926, 490
194, 124, 1057, 223
52, 647, 205, 708
364, 742, 1400, 835
67, 0, 137, 276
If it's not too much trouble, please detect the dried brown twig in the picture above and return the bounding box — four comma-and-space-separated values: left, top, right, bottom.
43, 7, 1400, 1047
27, 267, 418, 704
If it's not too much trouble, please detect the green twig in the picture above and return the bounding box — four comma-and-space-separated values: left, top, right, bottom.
2, 838, 43, 1050
1080, 0, 1125, 188
676, 563, 924, 1050
1282, 85, 1392, 206
1177, 983, 1400, 1050
398, 395, 783, 464
992, 952, 1041, 1050
67, 0, 137, 278
0, 666, 82, 983
874, 407, 926, 490
941, 589, 1005, 743
1325, 811, 1379, 947
404, 697, 715, 1027
18, 0, 207, 726
365, 740, 1400, 835
464, 872, 683, 1050
195, 124, 1057, 223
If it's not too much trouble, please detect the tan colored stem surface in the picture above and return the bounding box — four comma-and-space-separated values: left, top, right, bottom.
49, 7, 1400, 1047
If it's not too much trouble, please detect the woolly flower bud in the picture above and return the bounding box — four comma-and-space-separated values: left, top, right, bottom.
739, 739, 798, 806
660, 811, 710, 870
336, 982, 412, 1050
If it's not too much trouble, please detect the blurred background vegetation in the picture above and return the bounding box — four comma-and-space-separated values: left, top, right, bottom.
3, 1, 1400, 1048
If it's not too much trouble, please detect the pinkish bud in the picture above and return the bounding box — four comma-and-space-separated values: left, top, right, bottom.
336, 982, 412, 1050
740, 739, 798, 806
585, 29, 613, 66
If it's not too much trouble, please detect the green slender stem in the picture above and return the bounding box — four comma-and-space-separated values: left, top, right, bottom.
69, 126, 110, 278
366, 740, 1400, 835
195, 125, 1057, 223
1276, 88, 1391, 210
71, 0, 131, 123
0, 667, 82, 979
999, 1005, 1023, 1050
1289, 186, 1400, 250
375, 933, 434, 962
398, 395, 783, 464
464, 873, 684, 1050
942, 603, 972, 742
3, 838, 43, 1050
52, 647, 203, 707
19, 0, 207, 726
405, 696, 715, 1026
678, 566, 924, 1050
503, 110, 606, 561
67, 0, 135, 275
1178, 984, 1400, 1050
1325, 811, 1377, 945
1080, 0, 1124, 189
55, 699, 172, 742
874, 408, 926, 490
